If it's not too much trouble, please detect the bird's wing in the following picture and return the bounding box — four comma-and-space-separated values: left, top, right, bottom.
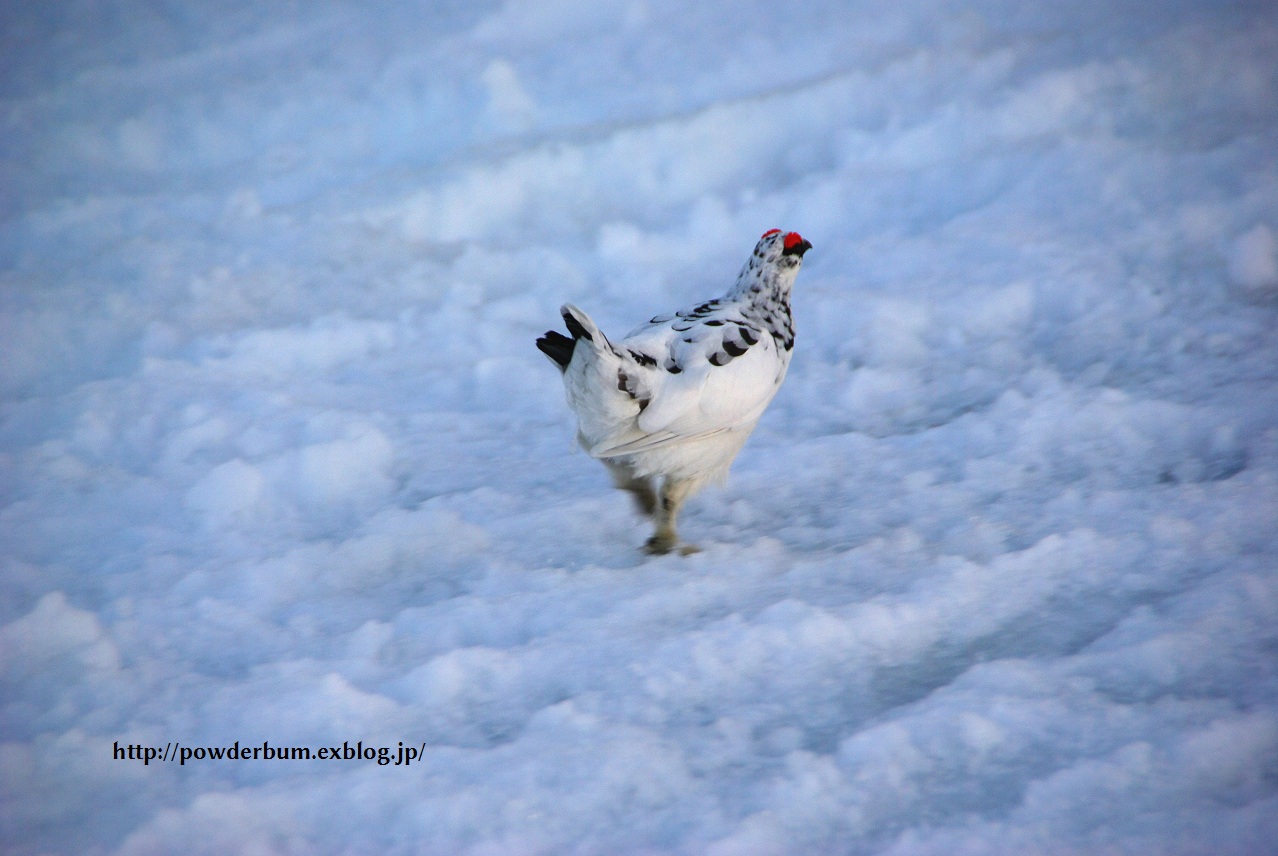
588, 316, 785, 457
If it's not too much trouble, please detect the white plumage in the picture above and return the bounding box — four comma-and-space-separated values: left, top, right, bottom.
537, 229, 811, 554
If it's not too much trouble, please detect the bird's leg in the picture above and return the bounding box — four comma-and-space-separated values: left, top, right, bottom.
605, 460, 658, 518
644, 477, 701, 556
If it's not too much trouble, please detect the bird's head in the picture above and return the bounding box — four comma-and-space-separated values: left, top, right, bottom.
758, 228, 812, 267
733, 228, 811, 297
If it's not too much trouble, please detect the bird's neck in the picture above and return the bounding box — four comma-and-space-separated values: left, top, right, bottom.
728, 264, 794, 304
729, 266, 795, 352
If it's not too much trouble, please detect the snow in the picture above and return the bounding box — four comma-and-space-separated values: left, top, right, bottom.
1230, 223, 1278, 297
2, 0, 1276, 853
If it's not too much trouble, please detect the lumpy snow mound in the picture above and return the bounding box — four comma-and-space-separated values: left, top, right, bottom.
2, 2, 1276, 854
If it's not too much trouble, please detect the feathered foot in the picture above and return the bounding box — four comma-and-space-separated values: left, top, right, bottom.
606, 460, 658, 518
642, 478, 700, 556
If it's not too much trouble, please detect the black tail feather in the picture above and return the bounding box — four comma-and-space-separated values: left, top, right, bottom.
536, 330, 576, 371
562, 308, 593, 343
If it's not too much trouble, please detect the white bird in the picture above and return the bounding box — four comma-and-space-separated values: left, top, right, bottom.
537, 229, 811, 554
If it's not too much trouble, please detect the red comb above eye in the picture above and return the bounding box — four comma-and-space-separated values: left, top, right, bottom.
783, 232, 804, 249
761, 228, 781, 238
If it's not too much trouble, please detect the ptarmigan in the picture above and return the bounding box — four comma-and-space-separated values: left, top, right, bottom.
537, 229, 811, 554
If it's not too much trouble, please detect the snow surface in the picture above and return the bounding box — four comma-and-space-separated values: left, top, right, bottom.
2, 1, 1277, 853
